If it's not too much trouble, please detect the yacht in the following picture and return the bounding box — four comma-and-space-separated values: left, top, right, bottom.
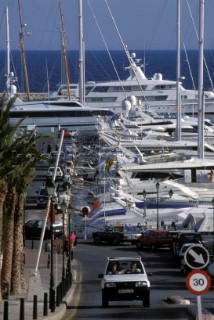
10, 99, 114, 133
49, 51, 214, 117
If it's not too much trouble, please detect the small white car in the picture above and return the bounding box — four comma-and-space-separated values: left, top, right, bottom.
46, 166, 63, 180
98, 256, 152, 308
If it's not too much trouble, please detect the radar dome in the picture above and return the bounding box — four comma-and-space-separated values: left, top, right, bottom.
122, 99, 132, 111
10, 85, 17, 97
131, 52, 136, 59
153, 73, 163, 80
128, 95, 137, 106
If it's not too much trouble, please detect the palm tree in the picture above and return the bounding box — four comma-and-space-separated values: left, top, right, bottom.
0, 95, 26, 302
0, 94, 53, 299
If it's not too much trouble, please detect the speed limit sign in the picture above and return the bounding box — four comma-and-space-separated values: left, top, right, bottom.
186, 270, 211, 295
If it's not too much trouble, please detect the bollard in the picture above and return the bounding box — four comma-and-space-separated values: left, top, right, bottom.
3, 300, 8, 320
47, 254, 50, 269
56, 285, 60, 307
45, 242, 48, 252
19, 298, 24, 320
43, 292, 48, 316
49, 288, 55, 312
33, 295, 37, 319
31, 240, 34, 250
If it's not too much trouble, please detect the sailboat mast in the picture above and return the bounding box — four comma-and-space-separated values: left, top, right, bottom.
5, 6, 10, 96
17, 0, 30, 100
59, 0, 71, 100
198, 0, 205, 159
175, 0, 181, 141
78, 0, 85, 105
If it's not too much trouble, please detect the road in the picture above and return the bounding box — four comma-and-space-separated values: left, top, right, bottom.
60, 240, 212, 320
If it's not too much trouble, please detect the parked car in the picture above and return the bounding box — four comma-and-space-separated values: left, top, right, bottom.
98, 256, 152, 308
36, 186, 58, 208
46, 166, 63, 180
24, 220, 63, 240
49, 151, 65, 165
136, 229, 172, 250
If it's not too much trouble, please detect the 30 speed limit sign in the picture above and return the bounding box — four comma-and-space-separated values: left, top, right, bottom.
186, 270, 211, 295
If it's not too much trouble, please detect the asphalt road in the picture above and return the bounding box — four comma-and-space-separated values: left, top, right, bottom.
62, 240, 208, 320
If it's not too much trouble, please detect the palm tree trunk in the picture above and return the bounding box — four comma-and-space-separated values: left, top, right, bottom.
0, 180, 8, 303
11, 195, 25, 294
1, 186, 16, 298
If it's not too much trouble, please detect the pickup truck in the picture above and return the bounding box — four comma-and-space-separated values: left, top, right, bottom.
92, 226, 142, 245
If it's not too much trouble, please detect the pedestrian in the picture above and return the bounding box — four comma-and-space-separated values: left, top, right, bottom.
69, 231, 77, 260
47, 141, 52, 154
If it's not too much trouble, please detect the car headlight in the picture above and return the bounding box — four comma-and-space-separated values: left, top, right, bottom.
135, 281, 148, 287
104, 282, 116, 288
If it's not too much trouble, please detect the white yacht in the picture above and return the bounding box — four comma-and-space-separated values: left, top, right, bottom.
10, 99, 115, 133
49, 50, 214, 117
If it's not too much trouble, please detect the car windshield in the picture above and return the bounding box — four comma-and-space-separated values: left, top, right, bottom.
106, 261, 144, 275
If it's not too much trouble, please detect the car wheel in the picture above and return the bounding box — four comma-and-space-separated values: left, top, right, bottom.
143, 294, 150, 308
94, 236, 101, 244
102, 293, 109, 308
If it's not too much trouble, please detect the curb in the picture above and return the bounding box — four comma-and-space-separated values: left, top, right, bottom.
166, 295, 191, 305
187, 306, 214, 320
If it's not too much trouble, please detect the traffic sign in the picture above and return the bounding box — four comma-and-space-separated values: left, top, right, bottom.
186, 270, 211, 295
184, 245, 209, 269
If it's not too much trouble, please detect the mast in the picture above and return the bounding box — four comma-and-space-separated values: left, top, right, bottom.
6, 6, 10, 96
5, 6, 17, 99
59, 0, 71, 100
198, 0, 205, 159
78, 0, 85, 105
175, 0, 181, 141
17, 0, 30, 100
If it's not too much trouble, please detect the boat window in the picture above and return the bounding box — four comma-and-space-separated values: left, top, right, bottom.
89, 86, 109, 93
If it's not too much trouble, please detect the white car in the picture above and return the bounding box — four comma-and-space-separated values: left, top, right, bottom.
98, 256, 152, 308
46, 166, 63, 180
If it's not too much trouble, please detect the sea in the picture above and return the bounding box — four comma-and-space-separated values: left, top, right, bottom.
1, 49, 214, 93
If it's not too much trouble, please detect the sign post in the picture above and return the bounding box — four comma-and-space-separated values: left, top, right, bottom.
186, 270, 211, 320
184, 245, 211, 320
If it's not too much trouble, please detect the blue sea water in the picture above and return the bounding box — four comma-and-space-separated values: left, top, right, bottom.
0, 50, 214, 93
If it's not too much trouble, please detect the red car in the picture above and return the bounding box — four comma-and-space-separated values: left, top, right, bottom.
136, 229, 172, 250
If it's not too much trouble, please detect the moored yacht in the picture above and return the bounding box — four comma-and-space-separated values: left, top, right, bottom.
49, 50, 214, 117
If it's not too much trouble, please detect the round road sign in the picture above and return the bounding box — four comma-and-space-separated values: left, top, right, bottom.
186, 270, 211, 295
184, 245, 210, 270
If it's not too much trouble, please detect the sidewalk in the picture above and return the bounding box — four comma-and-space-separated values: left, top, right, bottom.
0, 239, 77, 320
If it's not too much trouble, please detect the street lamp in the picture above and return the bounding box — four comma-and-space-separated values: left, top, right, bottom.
211, 198, 214, 255
156, 181, 160, 230
46, 180, 56, 312
66, 203, 72, 276
142, 189, 147, 218
60, 199, 67, 286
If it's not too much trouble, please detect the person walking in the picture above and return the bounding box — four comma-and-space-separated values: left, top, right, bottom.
69, 231, 77, 260
47, 141, 52, 154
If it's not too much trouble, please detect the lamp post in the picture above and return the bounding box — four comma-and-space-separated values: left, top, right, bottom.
142, 189, 147, 218
46, 180, 56, 312
211, 198, 214, 255
60, 199, 67, 286
66, 204, 72, 276
156, 181, 160, 230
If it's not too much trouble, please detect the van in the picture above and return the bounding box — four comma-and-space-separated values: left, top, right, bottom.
169, 231, 203, 259
136, 229, 172, 250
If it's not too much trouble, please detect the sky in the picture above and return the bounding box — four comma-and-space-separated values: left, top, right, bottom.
1, 0, 214, 51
